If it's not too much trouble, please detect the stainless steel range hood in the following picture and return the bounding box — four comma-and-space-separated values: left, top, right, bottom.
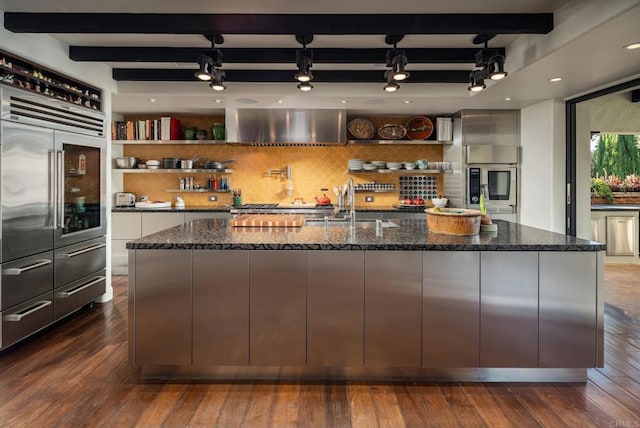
225, 108, 346, 146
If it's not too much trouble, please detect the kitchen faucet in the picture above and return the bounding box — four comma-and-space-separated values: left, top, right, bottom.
346, 178, 356, 224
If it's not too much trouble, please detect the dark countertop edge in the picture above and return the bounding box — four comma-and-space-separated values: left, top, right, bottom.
591, 205, 640, 211
112, 206, 424, 213
126, 243, 605, 251
112, 207, 230, 213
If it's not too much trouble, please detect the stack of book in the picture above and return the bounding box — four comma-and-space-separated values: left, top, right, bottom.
111, 117, 182, 140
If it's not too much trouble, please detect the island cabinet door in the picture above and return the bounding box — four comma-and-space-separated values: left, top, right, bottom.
307, 251, 364, 367
539, 252, 598, 368
480, 252, 539, 368
133, 250, 192, 366
423, 251, 480, 368
249, 250, 306, 366
192, 250, 249, 366
364, 251, 422, 367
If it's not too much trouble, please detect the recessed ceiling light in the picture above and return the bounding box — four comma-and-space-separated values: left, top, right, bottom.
624, 42, 640, 50
549, 77, 563, 82
403, 100, 412, 104
505, 97, 512, 101
276, 99, 284, 104
214, 99, 223, 103
340, 100, 348, 104
147, 98, 157, 103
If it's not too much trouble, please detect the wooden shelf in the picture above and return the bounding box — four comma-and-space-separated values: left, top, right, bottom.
113, 168, 233, 174
348, 169, 449, 174
347, 139, 452, 145
112, 139, 226, 145
0, 50, 102, 111
165, 189, 231, 193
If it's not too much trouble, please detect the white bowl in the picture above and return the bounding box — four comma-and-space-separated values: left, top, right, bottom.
432, 197, 448, 208
404, 162, 416, 170
145, 159, 160, 166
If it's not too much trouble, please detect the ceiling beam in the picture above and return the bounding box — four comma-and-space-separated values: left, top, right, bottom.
5, 13, 553, 35
70, 47, 504, 64
112, 68, 471, 83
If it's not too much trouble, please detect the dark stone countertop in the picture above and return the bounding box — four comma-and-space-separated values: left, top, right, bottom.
591, 204, 640, 211
112, 205, 426, 214
126, 218, 604, 252
112, 206, 230, 213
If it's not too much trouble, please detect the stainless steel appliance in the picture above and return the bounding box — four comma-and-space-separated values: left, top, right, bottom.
0, 87, 107, 350
466, 165, 517, 213
116, 192, 136, 207
465, 146, 518, 216
443, 110, 520, 222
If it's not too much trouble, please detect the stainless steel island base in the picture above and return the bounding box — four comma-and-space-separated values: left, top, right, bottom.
128, 244, 604, 382
139, 366, 588, 383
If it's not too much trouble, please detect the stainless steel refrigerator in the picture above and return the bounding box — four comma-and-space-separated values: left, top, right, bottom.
1, 87, 107, 350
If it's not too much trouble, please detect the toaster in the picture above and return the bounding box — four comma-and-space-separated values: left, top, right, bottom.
116, 192, 136, 207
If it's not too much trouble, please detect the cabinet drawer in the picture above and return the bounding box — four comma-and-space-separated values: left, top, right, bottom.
1, 291, 54, 350
1, 251, 54, 310
55, 237, 106, 288
54, 270, 105, 320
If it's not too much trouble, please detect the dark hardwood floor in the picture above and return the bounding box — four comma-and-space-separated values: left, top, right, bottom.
1, 267, 640, 427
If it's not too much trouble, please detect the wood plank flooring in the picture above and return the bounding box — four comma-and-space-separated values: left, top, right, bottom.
1, 267, 639, 427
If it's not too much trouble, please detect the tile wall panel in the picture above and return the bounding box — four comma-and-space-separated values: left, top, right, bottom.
119, 114, 445, 207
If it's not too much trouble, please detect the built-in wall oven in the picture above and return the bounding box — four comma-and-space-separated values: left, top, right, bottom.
465, 144, 518, 217
466, 165, 517, 213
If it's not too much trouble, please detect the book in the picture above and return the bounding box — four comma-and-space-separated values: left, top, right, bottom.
161, 117, 182, 140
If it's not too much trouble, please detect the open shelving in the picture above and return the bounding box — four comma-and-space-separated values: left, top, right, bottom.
0, 49, 102, 111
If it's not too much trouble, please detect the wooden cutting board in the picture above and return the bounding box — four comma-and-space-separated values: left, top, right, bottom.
232, 214, 306, 227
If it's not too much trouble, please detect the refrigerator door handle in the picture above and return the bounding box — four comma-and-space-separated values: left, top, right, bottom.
56, 150, 65, 229
56, 243, 106, 259
50, 149, 57, 229
3, 259, 53, 276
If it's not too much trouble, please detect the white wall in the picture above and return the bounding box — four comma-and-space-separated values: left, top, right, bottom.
0, 10, 117, 301
520, 100, 566, 233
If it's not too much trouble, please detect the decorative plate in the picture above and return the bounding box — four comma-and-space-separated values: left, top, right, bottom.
378, 123, 407, 140
347, 117, 376, 139
405, 116, 434, 140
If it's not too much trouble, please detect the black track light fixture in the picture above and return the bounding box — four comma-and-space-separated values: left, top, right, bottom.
383, 69, 400, 92
468, 34, 508, 91
209, 68, 226, 91
294, 35, 314, 87
468, 69, 486, 92
487, 55, 508, 80
385, 35, 410, 84
195, 34, 225, 87
297, 81, 313, 91
195, 55, 213, 81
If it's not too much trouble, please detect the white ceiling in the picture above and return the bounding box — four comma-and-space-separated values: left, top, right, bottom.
2, 0, 639, 115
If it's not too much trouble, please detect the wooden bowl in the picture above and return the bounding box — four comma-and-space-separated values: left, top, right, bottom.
425, 208, 482, 235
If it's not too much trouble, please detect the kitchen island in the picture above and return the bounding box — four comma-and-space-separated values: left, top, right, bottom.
127, 218, 605, 382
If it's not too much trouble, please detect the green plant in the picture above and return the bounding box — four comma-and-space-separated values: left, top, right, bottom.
591, 177, 614, 203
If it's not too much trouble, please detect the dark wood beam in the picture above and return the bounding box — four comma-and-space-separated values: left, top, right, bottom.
5, 13, 553, 35
112, 68, 471, 83
70, 47, 503, 64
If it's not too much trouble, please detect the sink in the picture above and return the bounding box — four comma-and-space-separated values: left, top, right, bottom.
305, 218, 399, 228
